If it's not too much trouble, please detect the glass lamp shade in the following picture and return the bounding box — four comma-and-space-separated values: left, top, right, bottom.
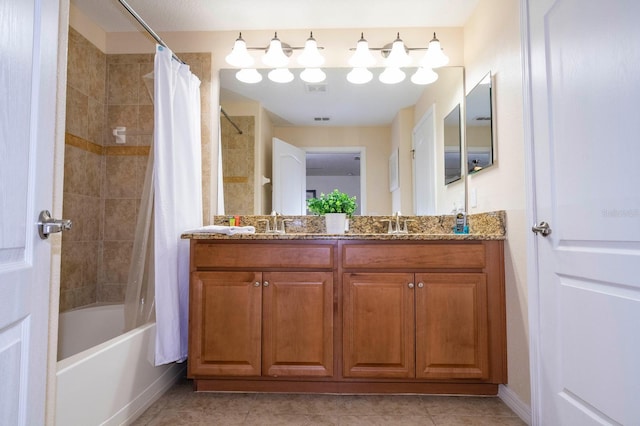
268, 68, 294, 83
420, 33, 449, 68
379, 67, 406, 84
385, 35, 411, 68
346, 67, 373, 84
300, 68, 326, 83
349, 34, 376, 68
262, 34, 290, 68
411, 67, 439, 85
225, 34, 254, 68
297, 34, 325, 67
235, 68, 262, 84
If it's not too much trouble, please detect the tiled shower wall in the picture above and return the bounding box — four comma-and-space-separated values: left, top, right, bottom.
221, 116, 255, 214
61, 28, 212, 311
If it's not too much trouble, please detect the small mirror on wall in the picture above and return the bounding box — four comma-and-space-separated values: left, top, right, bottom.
466, 72, 493, 173
444, 104, 462, 184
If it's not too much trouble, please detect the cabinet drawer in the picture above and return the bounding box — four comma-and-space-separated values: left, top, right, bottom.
193, 242, 335, 269
342, 243, 485, 270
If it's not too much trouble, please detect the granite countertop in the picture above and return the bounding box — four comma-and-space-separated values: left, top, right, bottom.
181, 211, 506, 241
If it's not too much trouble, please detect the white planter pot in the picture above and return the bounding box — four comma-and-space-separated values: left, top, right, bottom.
324, 213, 347, 234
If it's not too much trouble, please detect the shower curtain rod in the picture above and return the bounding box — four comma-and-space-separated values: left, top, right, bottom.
117, 0, 185, 64
116, 0, 243, 136
221, 108, 243, 135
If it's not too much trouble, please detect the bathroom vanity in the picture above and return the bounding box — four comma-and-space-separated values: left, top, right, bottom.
184, 215, 507, 395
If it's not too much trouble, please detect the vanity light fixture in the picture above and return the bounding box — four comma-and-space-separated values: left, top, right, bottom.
225, 32, 326, 84
347, 32, 449, 86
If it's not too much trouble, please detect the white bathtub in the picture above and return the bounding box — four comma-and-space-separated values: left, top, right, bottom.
56, 304, 185, 426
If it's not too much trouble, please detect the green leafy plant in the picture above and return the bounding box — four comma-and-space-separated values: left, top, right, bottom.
307, 189, 357, 216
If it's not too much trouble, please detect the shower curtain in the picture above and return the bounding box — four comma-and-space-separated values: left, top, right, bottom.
153, 45, 202, 365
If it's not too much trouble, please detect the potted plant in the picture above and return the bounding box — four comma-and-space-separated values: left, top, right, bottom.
307, 189, 357, 234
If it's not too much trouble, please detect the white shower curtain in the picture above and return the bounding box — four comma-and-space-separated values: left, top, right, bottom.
153, 45, 202, 365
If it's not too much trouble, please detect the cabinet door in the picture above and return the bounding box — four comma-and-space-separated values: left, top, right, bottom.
262, 271, 334, 377
189, 271, 262, 376
415, 273, 489, 379
343, 273, 415, 378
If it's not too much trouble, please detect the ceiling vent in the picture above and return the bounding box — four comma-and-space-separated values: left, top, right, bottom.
305, 83, 328, 93
313, 117, 331, 121
475, 116, 491, 121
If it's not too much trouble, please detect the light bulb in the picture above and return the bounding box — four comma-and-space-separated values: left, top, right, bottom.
268, 68, 294, 83
379, 67, 406, 84
411, 67, 438, 85
346, 67, 373, 84
385, 33, 411, 67
349, 33, 376, 68
420, 33, 449, 69
298, 32, 324, 68
262, 33, 289, 68
235, 68, 262, 84
225, 33, 254, 68
300, 68, 326, 83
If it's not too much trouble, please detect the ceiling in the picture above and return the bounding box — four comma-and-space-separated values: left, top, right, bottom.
70, 0, 479, 33
71, 0, 478, 127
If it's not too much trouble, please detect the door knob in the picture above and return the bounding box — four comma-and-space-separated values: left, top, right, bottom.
531, 221, 551, 237
38, 210, 72, 240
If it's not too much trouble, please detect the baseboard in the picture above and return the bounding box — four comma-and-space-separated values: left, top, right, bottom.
109, 362, 187, 426
499, 384, 532, 425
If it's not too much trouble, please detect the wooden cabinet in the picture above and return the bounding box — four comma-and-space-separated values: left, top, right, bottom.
188, 241, 335, 381
341, 241, 505, 385
188, 238, 506, 394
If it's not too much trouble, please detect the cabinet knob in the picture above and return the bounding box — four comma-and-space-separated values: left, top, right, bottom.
408, 282, 414, 289
254, 282, 261, 287
263, 281, 270, 287
417, 282, 424, 288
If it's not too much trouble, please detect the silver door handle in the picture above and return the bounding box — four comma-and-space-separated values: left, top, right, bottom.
38, 210, 72, 239
531, 221, 551, 237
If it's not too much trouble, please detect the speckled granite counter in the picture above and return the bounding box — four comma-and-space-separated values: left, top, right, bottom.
181, 211, 506, 241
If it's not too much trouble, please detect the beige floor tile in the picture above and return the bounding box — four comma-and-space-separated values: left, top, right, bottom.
336, 394, 429, 416
424, 396, 517, 417
432, 415, 527, 426
338, 415, 436, 425
243, 412, 338, 425
248, 393, 339, 415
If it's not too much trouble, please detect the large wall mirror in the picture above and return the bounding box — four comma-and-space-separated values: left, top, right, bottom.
466, 72, 493, 173
220, 66, 464, 215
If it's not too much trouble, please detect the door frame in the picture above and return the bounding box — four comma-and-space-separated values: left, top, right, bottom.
304, 146, 367, 215
412, 105, 437, 215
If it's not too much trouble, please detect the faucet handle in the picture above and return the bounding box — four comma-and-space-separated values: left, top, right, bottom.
380, 219, 393, 234
281, 218, 294, 234
402, 219, 415, 233
258, 219, 270, 233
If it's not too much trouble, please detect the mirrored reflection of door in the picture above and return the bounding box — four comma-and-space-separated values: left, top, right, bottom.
272, 138, 306, 214
413, 108, 436, 215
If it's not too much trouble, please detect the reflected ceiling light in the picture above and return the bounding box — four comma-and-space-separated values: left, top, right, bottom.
384, 33, 412, 68
346, 67, 373, 84
419, 33, 449, 69
225, 33, 254, 67
300, 68, 326, 83
262, 32, 290, 68
268, 68, 294, 83
411, 67, 439, 85
297, 32, 325, 68
379, 67, 406, 84
348, 33, 376, 68
235, 68, 262, 84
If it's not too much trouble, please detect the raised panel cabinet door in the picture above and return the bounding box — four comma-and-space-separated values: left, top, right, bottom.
343, 273, 415, 378
262, 271, 334, 377
188, 271, 262, 376
415, 273, 489, 379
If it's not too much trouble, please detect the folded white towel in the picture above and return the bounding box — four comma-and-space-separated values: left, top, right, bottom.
187, 225, 256, 235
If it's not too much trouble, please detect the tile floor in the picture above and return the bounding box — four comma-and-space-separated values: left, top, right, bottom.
132, 377, 527, 425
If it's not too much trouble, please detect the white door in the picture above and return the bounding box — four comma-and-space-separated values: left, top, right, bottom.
524, 0, 640, 424
272, 137, 306, 214
413, 107, 436, 215
0, 0, 61, 424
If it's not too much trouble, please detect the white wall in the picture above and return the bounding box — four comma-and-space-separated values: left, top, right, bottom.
464, 0, 530, 409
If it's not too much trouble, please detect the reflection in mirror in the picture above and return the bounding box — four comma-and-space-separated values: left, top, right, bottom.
444, 104, 461, 184
220, 67, 464, 215
466, 72, 493, 173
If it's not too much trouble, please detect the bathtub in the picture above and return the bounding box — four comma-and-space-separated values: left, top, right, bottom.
56, 304, 185, 425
